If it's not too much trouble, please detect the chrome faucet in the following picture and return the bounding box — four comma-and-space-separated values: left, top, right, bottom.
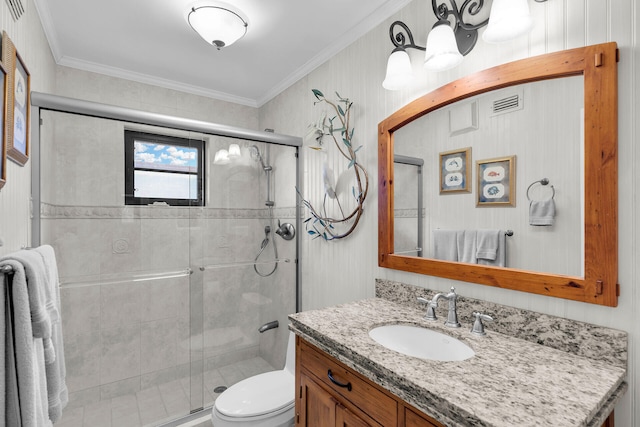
418, 287, 461, 328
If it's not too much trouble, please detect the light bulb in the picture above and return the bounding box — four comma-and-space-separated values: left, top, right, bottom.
424, 23, 463, 72
382, 48, 413, 90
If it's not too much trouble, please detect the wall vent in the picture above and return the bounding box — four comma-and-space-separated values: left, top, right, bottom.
6, 0, 25, 21
490, 91, 524, 116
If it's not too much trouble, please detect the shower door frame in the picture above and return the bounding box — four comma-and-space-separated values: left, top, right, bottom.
29, 91, 303, 419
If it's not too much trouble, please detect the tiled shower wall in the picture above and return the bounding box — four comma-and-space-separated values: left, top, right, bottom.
39, 108, 298, 418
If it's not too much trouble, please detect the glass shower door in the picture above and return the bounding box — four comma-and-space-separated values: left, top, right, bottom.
37, 108, 298, 426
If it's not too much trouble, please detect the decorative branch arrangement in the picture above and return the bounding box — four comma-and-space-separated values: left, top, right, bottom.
300, 89, 369, 240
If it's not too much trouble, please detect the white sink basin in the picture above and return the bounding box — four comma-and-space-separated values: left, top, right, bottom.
368, 324, 475, 362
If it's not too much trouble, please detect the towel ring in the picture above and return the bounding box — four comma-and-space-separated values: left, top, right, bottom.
526, 178, 555, 201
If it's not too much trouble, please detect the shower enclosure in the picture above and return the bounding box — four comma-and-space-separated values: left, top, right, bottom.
30, 93, 301, 426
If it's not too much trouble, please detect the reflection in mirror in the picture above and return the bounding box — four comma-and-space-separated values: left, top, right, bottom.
393, 155, 424, 257
393, 77, 584, 277
378, 43, 618, 306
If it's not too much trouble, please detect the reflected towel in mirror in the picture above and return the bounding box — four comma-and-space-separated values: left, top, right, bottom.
433, 230, 458, 261
530, 199, 556, 226
477, 230, 506, 267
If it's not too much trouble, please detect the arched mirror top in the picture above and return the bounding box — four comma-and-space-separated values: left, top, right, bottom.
378, 42, 618, 306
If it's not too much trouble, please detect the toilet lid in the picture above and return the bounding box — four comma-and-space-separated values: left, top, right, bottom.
215, 370, 295, 418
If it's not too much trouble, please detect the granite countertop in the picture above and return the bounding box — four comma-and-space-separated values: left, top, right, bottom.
289, 297, 627, 427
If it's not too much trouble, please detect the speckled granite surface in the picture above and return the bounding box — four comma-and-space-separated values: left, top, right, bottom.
289, 282, 627, 427
375, 279, 628, 369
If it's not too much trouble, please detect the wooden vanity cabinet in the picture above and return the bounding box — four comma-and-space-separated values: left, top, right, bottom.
295, 337, 443, 427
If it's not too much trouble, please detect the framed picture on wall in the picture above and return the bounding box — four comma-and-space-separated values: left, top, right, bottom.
476, 155, 516, 207
0, 61, 6, 189
439, 147, 471, 194
2, 31, 30, 167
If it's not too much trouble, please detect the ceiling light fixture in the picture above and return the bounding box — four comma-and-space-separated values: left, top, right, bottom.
383, 0, 548, 90
187, 4, 248, 50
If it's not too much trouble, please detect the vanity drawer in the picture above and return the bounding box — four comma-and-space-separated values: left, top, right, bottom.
298, 339, 397, 427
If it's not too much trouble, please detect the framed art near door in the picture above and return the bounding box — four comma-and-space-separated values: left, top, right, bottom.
0, 61, 7, 189
2, 31, 30, 167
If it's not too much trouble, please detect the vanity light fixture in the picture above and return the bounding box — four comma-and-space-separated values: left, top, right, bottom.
187, 3, 248, 50
213, 143, 242, 164
382, 0, 548, 90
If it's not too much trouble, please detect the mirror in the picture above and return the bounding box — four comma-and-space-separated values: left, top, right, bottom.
378, 43, 619, 306
393, 77, 584, 276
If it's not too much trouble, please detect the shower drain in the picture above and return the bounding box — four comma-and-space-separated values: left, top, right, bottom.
214, 385, 228, 393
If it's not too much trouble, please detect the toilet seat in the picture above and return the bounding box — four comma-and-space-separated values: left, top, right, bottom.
215, 370, 295, 418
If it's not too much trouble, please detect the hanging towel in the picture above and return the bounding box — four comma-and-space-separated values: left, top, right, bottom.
476, 229, 501, 261
0, 259, 53, 427
529, 199, 556, 226
433, 230, 458, 261
457, 230, 477, 264
0, 250, 52, 348
477, 231, 506, 267
34, 245, 68, 423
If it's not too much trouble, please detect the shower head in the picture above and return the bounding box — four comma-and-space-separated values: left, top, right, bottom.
250, 145, 271, 172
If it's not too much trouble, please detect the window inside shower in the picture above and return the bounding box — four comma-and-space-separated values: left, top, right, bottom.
124, 130, 205, 206
35, 103, 299, 427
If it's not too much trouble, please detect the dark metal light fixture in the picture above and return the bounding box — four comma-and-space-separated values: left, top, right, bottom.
383, 0, 548, 89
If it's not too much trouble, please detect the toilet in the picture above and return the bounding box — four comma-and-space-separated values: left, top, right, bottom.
211, 332, 296, 427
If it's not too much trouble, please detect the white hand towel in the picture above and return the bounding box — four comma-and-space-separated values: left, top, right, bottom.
457, 230, 477, 264
476, 229, 500, 261
34, 245, 69, 423
477, 231, 506, 267
529, 199, 556, 226
433, 230, 458, 261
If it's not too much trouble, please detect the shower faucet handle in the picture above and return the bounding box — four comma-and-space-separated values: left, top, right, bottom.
275, 220, 296, 240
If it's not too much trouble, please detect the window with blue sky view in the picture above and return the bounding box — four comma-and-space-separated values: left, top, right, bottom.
125, 131, 204, 206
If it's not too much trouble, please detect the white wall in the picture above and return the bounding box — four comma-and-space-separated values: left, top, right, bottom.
260, 0, 638, 425
0, 0, 56, 256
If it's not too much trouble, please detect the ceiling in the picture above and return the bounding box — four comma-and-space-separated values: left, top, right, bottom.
34, 0, 411, 107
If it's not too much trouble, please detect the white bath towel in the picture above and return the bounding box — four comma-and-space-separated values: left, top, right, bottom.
477, 231, 506, 267
1, 250, 52, 347
34, 245, 68, 423
1, 259, 53, 427
433, 230, 458, 261
457, 230, 477, 264
530, 199, 556, 226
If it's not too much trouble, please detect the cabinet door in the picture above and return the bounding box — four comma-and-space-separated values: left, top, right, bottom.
299, 371, 376, 427
299, 372, 337, 427
336, 404, 374, 427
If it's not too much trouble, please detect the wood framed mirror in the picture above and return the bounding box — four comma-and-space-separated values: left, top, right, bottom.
378, 42, 618, 306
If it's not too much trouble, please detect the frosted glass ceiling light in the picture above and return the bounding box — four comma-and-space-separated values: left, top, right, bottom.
424, 21, 463, 72
382, 0, 548, 89
382, 47, 414, 90
188, 4, 248, 50
483, 0, 534, 43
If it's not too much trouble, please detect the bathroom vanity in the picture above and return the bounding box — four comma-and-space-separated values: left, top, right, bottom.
290, 281, 627, 427
296, 336, 442, 427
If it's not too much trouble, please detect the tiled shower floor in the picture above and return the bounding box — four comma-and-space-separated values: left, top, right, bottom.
56, 357, 275, 427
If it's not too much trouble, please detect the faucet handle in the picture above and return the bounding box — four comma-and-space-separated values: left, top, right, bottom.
417, 296, 437, 321
470, 312, 493, 336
